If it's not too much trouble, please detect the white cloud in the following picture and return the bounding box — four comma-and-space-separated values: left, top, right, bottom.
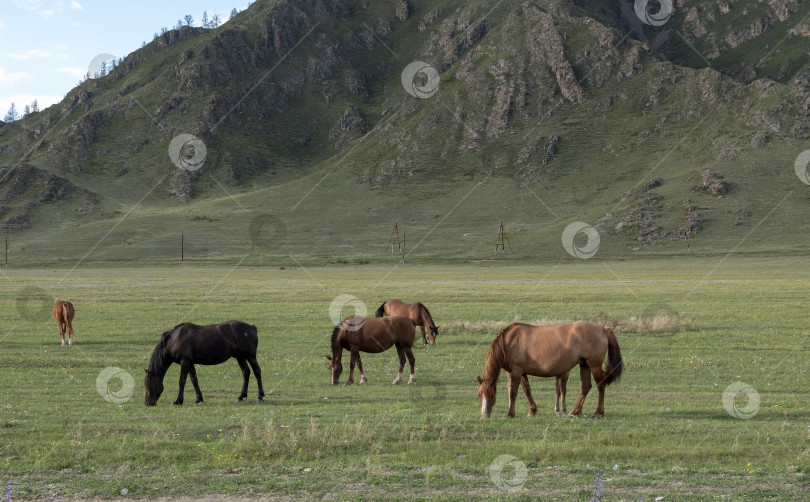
41, 9, 56, 18
55, 66, 88, 79
0, 68, 27, 85
8, 49, 53, 61
0, 18, 6, 31
70, 0, 83, 9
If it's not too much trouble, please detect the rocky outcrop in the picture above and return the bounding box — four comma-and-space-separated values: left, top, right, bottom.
168, 169, 193, 202
394, 0, 409, 22
695, 167, 727, 197
789, 24, 810, 38
329, 107, 369, 148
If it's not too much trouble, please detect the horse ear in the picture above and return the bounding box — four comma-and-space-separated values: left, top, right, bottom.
477, 376, 483, 384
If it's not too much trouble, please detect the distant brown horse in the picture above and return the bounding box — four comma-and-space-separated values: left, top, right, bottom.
145, 321, 264, 406
477, 321, 622, 418
52, 300, 75, 346
326, 315, 416, 385
375, 300, 438, 345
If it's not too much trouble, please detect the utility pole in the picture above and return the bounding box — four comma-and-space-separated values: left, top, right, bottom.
494, 222, 513, 257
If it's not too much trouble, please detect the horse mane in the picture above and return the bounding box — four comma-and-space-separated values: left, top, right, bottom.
417, 303, 436, 328
330, 324, 343, 352
147, 327, 176, 376
482, 324, 512, 382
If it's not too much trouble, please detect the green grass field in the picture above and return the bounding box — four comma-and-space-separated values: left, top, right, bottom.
0, 257, 808, 500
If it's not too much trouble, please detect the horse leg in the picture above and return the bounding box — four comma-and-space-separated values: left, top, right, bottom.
356, 354, 367, 384
59, 322, 65, 346
589, 362, 607, 418
346, 347, 358, 385
569, 363, 591, 417
555, 372, 569, 415
420, 325, 427, 346
247, 357, 265, 402
392, 344, 405, 384
187, 364, 204, 404
236, 357, 250, 402
520, 375, 538, 417
507, 370, 522, 418
404, 346, 416, 384
174, 361, 191, 405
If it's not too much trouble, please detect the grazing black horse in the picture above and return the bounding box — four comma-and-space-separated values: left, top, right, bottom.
144, 320, 265, 406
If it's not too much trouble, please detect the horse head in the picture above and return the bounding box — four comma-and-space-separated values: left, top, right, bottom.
427, 324, 438, 345
144, 369, 164, 406
325, 355, 343, 385
477, 376, 496, 418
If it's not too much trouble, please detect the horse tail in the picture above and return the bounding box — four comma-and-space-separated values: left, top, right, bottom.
602, 327, 623, 386
375, 302, 386, 318
63, 303, 75, 338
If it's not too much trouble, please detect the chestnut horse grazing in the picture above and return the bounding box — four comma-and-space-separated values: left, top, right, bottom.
477, 321, 622, 418
327, 315, 416, 385
375, 299, 438, 345
144, 321, 264, 406
52, 300, 75, 346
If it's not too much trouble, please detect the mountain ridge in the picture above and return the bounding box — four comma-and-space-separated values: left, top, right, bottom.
1, 0, 809, 263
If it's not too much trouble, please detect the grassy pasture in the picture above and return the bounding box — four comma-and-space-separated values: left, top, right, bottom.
0, 257, 808, 500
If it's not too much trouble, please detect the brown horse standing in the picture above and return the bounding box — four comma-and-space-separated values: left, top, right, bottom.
477, 321, 622, 418
375, 300, 438, 345
327, 315, 416, 385
52, 300, 75, 346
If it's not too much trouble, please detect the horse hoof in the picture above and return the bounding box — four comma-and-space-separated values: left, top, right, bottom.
360, 377, 367, 384
195, 400, 203, 405
236, 397, 244, 402
392, 379, 401, 385
257, 398, 264, 404
345, 380, 353, 386
173, 401, 183, 406
591, 413, 604, 419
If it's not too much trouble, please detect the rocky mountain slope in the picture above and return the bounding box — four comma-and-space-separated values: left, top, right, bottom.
0, 0, 809, 262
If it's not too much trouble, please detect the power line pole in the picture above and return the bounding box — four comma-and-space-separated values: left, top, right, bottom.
494, 222, 513, 257
386, 223, 401, 254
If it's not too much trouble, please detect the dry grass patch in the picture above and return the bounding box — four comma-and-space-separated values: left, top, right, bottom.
444, 311, 697, 336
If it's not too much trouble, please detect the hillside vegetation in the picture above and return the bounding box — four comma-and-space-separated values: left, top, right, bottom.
1, 0, 809, 263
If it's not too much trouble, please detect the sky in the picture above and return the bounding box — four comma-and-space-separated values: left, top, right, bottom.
0, 0, 249, 119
